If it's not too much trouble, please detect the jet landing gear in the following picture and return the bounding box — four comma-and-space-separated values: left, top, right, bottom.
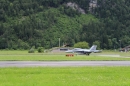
85, 53, 90, 56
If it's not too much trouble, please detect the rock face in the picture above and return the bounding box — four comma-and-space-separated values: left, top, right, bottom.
66, 0, 98, 14
89, 0, 98, 12
66, 2, 86, 14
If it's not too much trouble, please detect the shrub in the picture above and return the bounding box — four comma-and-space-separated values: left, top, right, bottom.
74, 41, 89, 48
28, 46, 35, 53
38, 47, 44, 53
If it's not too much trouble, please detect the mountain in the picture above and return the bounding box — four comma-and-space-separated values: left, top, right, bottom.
0, 0, 130, 49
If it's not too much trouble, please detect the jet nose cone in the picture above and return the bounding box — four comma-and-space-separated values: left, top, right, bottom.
65, 50, 73, 53
65, 50, 70, 53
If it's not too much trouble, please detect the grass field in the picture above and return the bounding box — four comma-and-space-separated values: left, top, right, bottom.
1, 50, 130, 86
0, 67, 130, 86
0, 50, 130, 61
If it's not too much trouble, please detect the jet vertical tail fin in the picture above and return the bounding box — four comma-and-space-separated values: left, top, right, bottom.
90, 45, 97, 51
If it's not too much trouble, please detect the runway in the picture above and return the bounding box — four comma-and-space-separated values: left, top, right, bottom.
0, 61, 130, 67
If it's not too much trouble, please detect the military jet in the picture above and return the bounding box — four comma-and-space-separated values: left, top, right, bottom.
65, 45, 102, 55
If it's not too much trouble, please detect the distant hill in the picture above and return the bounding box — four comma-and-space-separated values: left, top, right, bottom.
0, 0, 130, 50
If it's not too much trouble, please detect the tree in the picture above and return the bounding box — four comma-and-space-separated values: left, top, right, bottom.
74, 41, 89, 49
38, 47, 44, 53
93, 41, 100, 49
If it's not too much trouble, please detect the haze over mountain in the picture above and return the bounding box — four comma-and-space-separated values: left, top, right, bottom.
0, 0, 130, 49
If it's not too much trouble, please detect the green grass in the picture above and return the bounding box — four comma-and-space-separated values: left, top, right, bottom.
1, 54, 130, 61
0, 50, 130, 61
1, 50, 130, 86
0, 50, 29, 55
0, 67, 130, 86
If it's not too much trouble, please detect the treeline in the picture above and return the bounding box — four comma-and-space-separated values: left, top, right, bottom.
0, 0, 89, 21
0, 0, 90, 49
95, 0, 130, 49
0, 0, 130, 50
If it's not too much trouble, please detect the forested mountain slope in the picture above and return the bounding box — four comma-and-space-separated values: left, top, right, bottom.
0, 0, 130, 49
95, 0, 130, 49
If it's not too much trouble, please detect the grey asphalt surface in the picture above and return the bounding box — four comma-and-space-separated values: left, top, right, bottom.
0, 61, 130, 67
